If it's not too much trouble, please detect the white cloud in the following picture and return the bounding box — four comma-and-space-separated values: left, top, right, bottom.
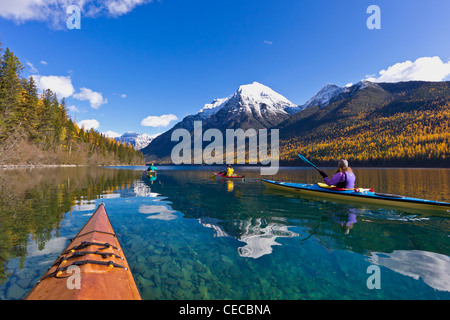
103, 130, 121, 138
141, 114, 178, 127
366, 56, 450, 83
26, 61, 38, 73
0, 0, 154, 28
77, 119, 100, 130
73, 87, 107, 109
120, 94, 127, 98
67, 105, 79, 113
105, 0, 150, 17
264, 40, 273, 45
40, 60, 48, 65
32, 75, 75, 100
0, 0, 44, 22
31, 74, 107, 111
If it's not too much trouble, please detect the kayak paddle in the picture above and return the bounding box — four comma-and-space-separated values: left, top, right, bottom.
298, 154, 328, 178
298, 154, 320, 171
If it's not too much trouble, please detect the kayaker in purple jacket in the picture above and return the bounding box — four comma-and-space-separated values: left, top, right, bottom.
319, 159, 356, 189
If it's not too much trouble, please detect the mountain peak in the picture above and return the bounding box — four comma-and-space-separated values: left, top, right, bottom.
302, 83, 345, 109
121, 131, 139, 137
237, 81, 268, 94
235, 82, 296, 107
194, 82, 298, 121
197, 97, 230, 118
115, 132, 159, 150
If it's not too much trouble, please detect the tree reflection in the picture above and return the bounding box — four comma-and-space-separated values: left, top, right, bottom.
0, 167, 141, 283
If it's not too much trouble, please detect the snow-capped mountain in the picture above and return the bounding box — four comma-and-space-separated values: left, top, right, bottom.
115, 132, 159, 150
195, 82, 301, 121
141, 78, 441, 165
302, 83, 346, 109
141, 82, 300, 158
191, 81, 301, 130
301, 80, 381, 109
233, 81, 300, 114
197, 97, 230, 119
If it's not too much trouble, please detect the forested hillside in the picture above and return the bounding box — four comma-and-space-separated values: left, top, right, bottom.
0, 43, 143, 166
143, 79, 449, 167
279, 81, 450, 166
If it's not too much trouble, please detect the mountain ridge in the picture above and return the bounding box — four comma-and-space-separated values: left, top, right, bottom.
141, 81, 301, 159
279, 80, 450, 166
115, 131, 158, 150
143, 80, 450, 166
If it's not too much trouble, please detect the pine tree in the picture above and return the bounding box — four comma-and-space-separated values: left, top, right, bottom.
37, 89, 57, 148
0, 48, 24, 137
20, 76, 39, 138
0, 42, 145, 165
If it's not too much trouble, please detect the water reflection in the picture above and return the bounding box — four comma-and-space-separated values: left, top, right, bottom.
136, 168, 448, 298
148, 168, 450, 259
329, 208, 358, 235
369, 250, 450, 292
139, 204, 178, 221
236, 218, 299, 259
26, 236, 68, 259
198, 217, 229, 237
1, 166, 449, 300
133, 179, 159, 198
197, 214, 300, 258
0, 166, 142, 297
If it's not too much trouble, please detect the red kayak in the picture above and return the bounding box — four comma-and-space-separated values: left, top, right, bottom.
214, 172, 245, 179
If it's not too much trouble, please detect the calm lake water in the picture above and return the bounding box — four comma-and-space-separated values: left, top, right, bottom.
0, 166, 449, 300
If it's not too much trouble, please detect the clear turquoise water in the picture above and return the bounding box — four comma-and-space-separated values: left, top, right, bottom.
0, 166, 449, 299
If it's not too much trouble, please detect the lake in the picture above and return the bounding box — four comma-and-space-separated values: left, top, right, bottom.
0, 166, 449, 300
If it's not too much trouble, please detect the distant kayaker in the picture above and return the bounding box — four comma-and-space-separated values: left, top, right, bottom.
226, 164, 235, 177
319, 159, 355, 189
219, 164, 234, 177
147, 163, 157, 172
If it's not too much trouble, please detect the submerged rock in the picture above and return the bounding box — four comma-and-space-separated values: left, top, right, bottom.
6, 283, 27, 300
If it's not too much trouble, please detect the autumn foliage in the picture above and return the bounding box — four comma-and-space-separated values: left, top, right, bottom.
0, 43, 143, 166
279, 83, 450, 166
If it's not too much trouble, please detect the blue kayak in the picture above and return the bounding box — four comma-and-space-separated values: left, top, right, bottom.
262, 179, 450, 212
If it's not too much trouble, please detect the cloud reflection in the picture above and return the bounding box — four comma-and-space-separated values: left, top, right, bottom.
237, 218, 299, 259
370, 250, 450, 292
138, 204, 178, 221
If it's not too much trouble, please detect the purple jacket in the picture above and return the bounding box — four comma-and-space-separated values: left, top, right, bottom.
324, 171, 355, 189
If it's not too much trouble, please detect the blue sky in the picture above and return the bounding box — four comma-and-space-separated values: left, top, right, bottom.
1, 0, 450, 137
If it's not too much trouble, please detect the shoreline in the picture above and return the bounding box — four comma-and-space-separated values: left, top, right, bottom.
0, 163, 146, 170
2, 164, 450, 170
145, 163, 450, 170
0, 164, 81, 169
